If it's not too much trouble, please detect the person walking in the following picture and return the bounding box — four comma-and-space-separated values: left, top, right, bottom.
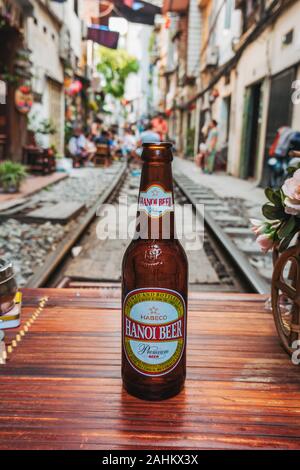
151, 113, 168, 141
139, 122, 160, 144
91, 118, 103, 141
205, 120, 218, 174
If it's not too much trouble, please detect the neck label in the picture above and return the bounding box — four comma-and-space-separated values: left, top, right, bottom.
138, 184, 173, 218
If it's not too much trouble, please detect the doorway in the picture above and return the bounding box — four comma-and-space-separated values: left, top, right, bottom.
260, 67, 296, 186
240, 81, 262, 179
219, 95, 231, 169
48, 78, 63, 153
198, 108, 210, 146
0, 25, 25, 161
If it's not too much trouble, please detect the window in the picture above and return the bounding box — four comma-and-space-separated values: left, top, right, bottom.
74, 0, 78, 16
43, 26, 47, 34
282, 29, 294, 46
224, 0, 232, 30
241, 0, 263, 33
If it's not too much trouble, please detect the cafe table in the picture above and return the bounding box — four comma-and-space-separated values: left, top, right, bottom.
0, 288, 299, 450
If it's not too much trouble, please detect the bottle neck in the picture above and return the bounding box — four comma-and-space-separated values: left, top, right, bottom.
140, 160, 174, 194
136, 157, 175, 240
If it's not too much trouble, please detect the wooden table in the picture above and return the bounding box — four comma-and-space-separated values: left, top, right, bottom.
0, 289, 300, 450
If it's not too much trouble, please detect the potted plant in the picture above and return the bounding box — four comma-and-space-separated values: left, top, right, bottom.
27, 114, 56, 149
251, 164, 300, 356
0, 161, 27, 193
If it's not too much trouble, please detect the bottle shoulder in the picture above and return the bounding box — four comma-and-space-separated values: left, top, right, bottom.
122, 238, 188, 294
123, 239, 188, 266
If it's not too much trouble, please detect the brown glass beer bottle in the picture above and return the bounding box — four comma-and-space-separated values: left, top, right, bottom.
122, 142, 188, 400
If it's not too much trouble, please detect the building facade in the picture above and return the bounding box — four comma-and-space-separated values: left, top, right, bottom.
0, 0, 88, 160
159, 0, 300, 186
125, 21, 153, 123
28, 0, 64, 153
29, 0, 86, 155
0, 0, 33, 161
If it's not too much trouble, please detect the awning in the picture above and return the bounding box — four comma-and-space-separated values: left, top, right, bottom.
162, 0, 189, 14
87, 25, 119, 49
112, 1, 161, 26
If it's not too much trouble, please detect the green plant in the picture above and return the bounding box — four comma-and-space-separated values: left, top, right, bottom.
0, 66, 20, 86
28, 114, 56, 136
186, 128, 195, 157
148, 32, 155, 54
64, 120, 73, 147
36, 118, 56, 135
252, 163, 300, 253
88, 99, 99, 112
49, 144, 57, 155
0, 161, 27, 192
96, 46, 139, 99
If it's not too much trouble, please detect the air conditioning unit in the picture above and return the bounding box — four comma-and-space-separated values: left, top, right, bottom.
206, 45, 219, 67
232, 9, 242, 40
81, 20, 88, 40
59, 25, 71, 61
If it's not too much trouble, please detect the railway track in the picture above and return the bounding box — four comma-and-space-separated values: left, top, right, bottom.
25, 163, 127, 288
173, 172, 270, 294
30, 167, 271, 295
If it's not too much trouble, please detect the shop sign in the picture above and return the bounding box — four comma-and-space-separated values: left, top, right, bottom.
15, 85, 33, 114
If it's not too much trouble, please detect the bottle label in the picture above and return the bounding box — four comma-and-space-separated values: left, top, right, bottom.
123, 288, 185, 376
138, 184, 173, 218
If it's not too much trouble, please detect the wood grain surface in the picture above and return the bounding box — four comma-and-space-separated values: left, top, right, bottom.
0, 289, 299, 450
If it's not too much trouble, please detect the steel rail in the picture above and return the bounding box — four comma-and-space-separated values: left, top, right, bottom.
26, 163, 127, 288
174, 175, 270, 294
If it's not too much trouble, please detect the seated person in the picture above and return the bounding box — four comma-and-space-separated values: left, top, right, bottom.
95, 130, 112, 148
85, 132, 97, 161
68, 127, 88, 162
122, 128, 137, 156
91, 117, 103, 142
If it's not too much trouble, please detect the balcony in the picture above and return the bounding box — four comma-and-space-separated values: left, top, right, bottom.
235, 0, 266, 34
